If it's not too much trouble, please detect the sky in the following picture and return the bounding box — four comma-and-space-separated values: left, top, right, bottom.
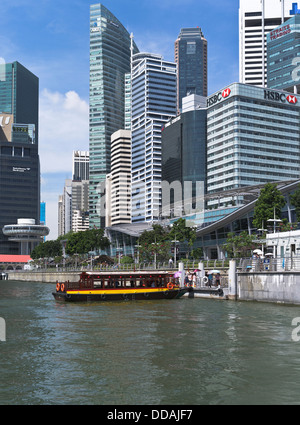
0, 0, 240, 240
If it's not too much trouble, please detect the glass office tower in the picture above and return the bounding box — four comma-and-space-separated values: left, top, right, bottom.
175, 28, 207, 113
206, 83, 300, 206
131, 53, 177, 223
0, 62, 40, 254
89, 4, 139, 228
267, 15, 300, 92
239, 0, 295, 87
0, 61, 39, 143
162, 109, 207, 197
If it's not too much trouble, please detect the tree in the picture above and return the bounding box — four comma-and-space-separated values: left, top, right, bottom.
65, 228, 110, 255
190, 247, 203, 260
139, 225, 171, 263
169, 218, 197, 258
223, 231, 259, 258
290, 184, 300, 223
120, 256, 134, 265
31, 240, 62, 259
253, 183, 286, 230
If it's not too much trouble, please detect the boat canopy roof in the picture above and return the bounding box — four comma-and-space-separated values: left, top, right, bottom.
81, 271, 173, 277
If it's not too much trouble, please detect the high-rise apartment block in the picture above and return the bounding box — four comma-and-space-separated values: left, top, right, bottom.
0, 62, 40, 254
58, 179, 72, 237
89, 4, 139, 229
105, 130, 131, 227
239, 0, 296, 87
175, 28, 207, 113
58, 151, 90, 237
131, 53, 177, 223
73, 151, 89, 181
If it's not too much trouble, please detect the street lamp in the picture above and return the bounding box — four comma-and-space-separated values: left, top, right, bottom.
258, 221, 267, 257
151, 242, 157, 269
171, 239, 179, 269
116, 247, 122, 266
267, 208, 282, 258
134, 244, 141, 264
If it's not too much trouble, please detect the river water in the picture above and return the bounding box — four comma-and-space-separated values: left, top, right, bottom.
1, 280, 300, 405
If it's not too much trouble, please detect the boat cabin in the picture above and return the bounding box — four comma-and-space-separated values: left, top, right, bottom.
64, 271, 179, 291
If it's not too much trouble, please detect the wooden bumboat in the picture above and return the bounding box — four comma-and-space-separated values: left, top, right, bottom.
52, 271, 189, 302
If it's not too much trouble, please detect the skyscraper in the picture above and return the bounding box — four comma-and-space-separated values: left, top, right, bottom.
131, 53, 177, 223
105, 129, 132, 227
0, 62, 40, 254
175, 28, 207, 113
89, 3, 139, 229
239, 0, 296, 87
161, 107, 207, 219
72, 151, 89, 181
206, 83, 300, 203
267, 14, 300, 92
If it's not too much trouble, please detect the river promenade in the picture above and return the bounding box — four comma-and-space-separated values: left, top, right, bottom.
6, 258, 300, 305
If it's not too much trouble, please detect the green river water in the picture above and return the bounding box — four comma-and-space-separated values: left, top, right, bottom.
1, 280, 300, 405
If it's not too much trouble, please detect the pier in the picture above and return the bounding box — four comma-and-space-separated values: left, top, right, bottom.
5, 257, 300, 305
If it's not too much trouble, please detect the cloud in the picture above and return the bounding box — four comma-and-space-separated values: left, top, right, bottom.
135, 31, 175, 62
39, 89, 89, 174
39, 89, 89, 240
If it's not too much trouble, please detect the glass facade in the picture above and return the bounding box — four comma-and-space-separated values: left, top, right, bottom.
124, 73, 132, 130
175, 28, 207, 112
207, 83, 300, 205
0, 62, 39, 255
89, 3, 139, 228
131, 53, 177, 223
161, 109, 207, 217
0, 62, 39, 144
267, 15, 300, 91
0, 128, 40, 254
239, 0, 295, 87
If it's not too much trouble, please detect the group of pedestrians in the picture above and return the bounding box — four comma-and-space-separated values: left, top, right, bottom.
205, 272, 221, 287
183, 271, 221, 288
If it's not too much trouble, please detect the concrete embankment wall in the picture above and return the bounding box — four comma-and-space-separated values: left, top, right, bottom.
8, 268, 300, 306
238, 271, 300, 305
7, 271, 81, 283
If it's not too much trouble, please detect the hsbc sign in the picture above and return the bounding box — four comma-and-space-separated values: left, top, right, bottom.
287, 94, 298, 104
207, 88, 232, 107
264, 90, 298, 105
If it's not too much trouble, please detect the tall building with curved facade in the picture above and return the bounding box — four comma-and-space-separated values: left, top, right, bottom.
89, 3, 139, 229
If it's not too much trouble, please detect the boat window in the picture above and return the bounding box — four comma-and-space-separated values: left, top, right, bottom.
94, 280, 103, 288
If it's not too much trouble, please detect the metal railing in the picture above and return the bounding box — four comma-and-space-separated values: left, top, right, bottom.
239, 256, 300, 272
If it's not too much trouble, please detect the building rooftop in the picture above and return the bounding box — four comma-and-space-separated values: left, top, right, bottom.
0, 255, 31, 263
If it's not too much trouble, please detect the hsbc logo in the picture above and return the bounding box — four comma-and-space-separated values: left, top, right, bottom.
207, 87, 232, 107
222, 88, 231, 98
264, 90, 298, 105
287, 95, 298, 104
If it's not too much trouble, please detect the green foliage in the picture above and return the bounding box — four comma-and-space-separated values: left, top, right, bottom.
223, 231, 259, 258
120, 256, 134, 264
65, 228, 110, 255
253, 183, 286, 230
31, 240, 62, 259
290, 184, 300, 223
169, 218, 197, 247
139, 224, 171, 262
190, 247, 203, 259
31, 229, 110, 259
169, 218, 197, 258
